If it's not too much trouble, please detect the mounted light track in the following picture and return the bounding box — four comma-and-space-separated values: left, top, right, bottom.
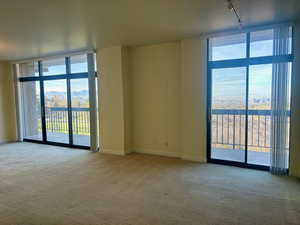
227, 0, 243, 29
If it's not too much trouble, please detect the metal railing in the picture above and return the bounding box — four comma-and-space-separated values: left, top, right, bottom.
45, 107, 90, 135
211, 109, 290, 152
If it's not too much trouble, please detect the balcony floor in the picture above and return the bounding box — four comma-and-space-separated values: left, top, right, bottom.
25, 132, 90, 147
211, 148, 270, 166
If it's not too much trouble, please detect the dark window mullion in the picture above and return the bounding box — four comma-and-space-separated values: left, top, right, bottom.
245, 32, 250, 164
207, 39, 212, 161
19, 72, 89, 82
246, 32, 250, 58
208, 55, 293, 69
66, 57, 73, 145
39, 61, 47, 142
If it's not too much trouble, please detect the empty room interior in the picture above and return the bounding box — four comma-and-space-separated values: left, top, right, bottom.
1, 0, 300, 224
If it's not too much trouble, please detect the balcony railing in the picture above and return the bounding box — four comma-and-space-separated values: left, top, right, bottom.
45, 107, 90, 135
211, 109, 290, 152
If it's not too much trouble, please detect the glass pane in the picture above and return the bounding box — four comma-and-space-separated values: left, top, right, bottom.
211, 67, 247, 162
44, 80, 69, 143
94, 53, 97, 72
71, 79, 90, 146
21, 82, 42, 140
43, 58, 66, 76
247, 65, 272, 166
250, 29, 274, 57
70, 54, 88, 73
288, 27, 293, 55
209, 33, 246, 61
287, 62, 292, 110
247, 63, 292, 166
19, 61, 39, 77
286, 62, 292, 168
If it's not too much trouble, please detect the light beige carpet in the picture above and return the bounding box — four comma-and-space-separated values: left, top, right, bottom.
0, 142, 299, 225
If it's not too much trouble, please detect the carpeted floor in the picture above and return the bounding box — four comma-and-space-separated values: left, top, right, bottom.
0, 142, 300, 225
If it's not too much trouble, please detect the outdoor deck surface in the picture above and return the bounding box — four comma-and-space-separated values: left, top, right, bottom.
25, 134, 269, 165
212, 148, 270, 166
25, 132, 90, 147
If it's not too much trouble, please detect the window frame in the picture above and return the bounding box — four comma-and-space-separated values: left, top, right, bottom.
206, 26, 294, 170
17, 53, 97, 150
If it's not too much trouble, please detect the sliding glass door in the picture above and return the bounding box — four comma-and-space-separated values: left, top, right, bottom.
71, 78, 90, 147
211, 67, 247, 163
21, 81, 42, 141
207, 27, 293, 170
247, 64, 272, 166
44, 79, 69, 144
18, 53, 97, 150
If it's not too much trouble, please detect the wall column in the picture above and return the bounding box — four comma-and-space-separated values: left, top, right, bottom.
290, 20, 300, 177
98, 46, 131, 155
180, 39, 207, 162
0, 62, 17, 143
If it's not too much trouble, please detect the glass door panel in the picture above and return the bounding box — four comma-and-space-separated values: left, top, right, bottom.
211, 67, 247, 162
44, 80, 69, 144
247, 63, 292, 166
70, 79, 90, 147
21, 81, 42, 141
247, 64, 272, 166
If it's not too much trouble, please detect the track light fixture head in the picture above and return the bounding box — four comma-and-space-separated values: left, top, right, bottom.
227, 0, 243, 29
227, 0, 234, 11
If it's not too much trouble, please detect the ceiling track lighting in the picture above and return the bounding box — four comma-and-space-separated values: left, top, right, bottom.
227, 0, 243, 29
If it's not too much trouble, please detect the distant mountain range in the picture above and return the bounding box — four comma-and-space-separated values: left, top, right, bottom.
72, 90, 89, 97
46, 90, 88, 97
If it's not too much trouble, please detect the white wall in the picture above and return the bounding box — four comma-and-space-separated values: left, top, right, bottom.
98, 46, 128, 155
129, 42, 181, 157
98, 40, 208, 162
181, 39, 207, 162
290, 20, 300, 177
0, 62, 17, 143
122, 47, 132, 154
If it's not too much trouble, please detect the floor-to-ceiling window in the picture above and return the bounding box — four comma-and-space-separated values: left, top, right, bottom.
207, 26, 293, 170
17, 53, 97, 150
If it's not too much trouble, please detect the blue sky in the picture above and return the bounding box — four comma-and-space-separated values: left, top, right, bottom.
211, 35, 274, 104
211, 37, 273, 61
211, 33, 292, 109
212, 64, 272, 100
44, 78, 88, 94
43, 62, 88, 92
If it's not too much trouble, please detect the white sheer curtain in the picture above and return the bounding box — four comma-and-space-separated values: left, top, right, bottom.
270, 26, 291, 175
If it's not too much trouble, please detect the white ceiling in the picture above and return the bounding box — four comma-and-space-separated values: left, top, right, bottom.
0, 0, 299, 60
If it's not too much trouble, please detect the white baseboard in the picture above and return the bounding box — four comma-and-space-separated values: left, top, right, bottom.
0, 139, 15, 145
181, 154, 206, 163
100, 147, 206, 163
0, 142, 206, 163
101, 149, 126, 156
134, 149, 180, 158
